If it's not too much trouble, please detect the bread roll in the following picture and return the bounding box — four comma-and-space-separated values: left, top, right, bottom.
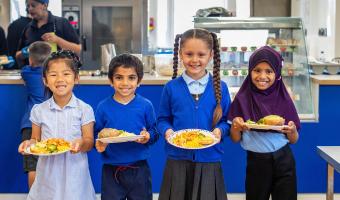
98, 128, 121, 138
262, 115, 285, 126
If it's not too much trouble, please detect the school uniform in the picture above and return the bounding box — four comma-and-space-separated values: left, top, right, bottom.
157, 72, 231, 200
27, 95, 96, 200
227, 46, 300, 200
95, 94, 158, 200
242, 130, 297, 200
20, 65, 45, 172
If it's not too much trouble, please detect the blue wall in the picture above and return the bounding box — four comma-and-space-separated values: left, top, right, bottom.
1, 84, 340, 193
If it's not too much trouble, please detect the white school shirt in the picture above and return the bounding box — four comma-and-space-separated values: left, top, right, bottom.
182, 70, 209, 94
27, 94, 96, 200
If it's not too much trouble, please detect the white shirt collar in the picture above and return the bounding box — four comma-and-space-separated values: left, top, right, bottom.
182, 70, 209, 86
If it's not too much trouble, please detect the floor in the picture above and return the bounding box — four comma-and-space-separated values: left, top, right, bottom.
0, 193, 339, 200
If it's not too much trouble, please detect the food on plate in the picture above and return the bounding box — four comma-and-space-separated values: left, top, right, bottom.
172, 130, 215, 148
260, 115, 285, 126
30, 138, 70, 154
98, 128, 135, 139
0, 56, 9, 65
246, 115, 285, 126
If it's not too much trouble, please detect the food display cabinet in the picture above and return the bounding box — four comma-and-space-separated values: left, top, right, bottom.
194, 17, 314, 120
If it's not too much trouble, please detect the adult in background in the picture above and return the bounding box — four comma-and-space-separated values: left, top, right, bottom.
7, 9, 32, 68
16, 0, 80, 67
0, 26, 8, 55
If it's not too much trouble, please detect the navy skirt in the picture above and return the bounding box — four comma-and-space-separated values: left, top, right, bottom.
159, 159, 227, 200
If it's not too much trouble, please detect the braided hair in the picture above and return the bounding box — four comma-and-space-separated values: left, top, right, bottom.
43, 50, 82, 97
173, 28, 222, 128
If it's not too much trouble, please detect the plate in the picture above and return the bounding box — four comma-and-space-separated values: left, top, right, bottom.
245, 123, 288, 131
168, 129, 218, 150
97, 135, 144, 143
24, 146, 69, 156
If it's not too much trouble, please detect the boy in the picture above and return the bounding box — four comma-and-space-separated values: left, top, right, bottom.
95, 54, 158, 200
20, 41, 51, 188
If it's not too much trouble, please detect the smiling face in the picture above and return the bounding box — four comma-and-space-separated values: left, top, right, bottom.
110, 66, 139, 102
179, 38, 213, 80
251, 61, 276, 90
44, 59, 78, 100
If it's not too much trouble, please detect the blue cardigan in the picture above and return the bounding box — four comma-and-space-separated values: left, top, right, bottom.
95, 94, 158, 165
157, 75, 231, 162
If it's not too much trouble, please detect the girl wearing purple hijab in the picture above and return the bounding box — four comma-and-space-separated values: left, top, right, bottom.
228, 46, 300, 200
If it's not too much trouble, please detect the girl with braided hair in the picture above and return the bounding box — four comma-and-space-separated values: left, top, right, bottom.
157, 28, 231, 200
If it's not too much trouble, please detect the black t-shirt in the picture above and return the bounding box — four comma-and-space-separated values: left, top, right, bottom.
18, 11, 80, 66
7, 16, 32, 58
19, 11, 79, 50
0, 26, 7, 55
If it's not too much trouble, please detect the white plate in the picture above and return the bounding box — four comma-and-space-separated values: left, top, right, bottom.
97, 135, 144, 143
245, 123, 288, 131
24, 146, 69, 156
168, 129, 218, 150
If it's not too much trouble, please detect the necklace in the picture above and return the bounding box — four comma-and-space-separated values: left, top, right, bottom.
191, 93, 201, 101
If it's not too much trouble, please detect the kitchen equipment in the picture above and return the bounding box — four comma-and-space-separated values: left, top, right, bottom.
100, 43, 116, 74
63, 0, 148, 70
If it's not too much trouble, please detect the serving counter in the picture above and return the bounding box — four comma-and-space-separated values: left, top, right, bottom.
0, 73, 340, 194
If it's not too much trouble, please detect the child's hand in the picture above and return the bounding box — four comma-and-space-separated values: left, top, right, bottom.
165, 129, 174, 141
95, 140, 108, 153
212, 128, 222, 143
18, 139, 34, 155
70, 138, 83, 154
136, 129, 150, 144
281, 121, 298, 143
231, 117, 249, 132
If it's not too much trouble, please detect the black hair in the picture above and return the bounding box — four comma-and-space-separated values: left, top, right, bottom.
108, 53, 144, 83
173, 28, 222, 128
42, 50, 81, 97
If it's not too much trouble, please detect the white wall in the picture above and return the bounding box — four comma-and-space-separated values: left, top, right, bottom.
292, 0, 337, 61
0, 0, 10, 31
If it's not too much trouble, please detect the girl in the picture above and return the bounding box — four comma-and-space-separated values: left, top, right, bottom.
18, 50, 96, 200
229, 46, 300, 200
157, 28, 231, 200
95, 54, 158, 200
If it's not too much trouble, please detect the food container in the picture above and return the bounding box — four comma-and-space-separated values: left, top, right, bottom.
155, 51, 184, 76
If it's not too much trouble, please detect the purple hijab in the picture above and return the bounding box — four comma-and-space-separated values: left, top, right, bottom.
227, 46, 300, 130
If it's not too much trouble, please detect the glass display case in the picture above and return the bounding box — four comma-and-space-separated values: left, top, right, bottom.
194, 17, 315, 120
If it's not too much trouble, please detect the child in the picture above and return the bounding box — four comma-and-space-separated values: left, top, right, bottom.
20, 41, 51, 189
157, 28, 231, 200
95, 54, 158, 200
18, 50, 96, 200
228, 46, 300, 200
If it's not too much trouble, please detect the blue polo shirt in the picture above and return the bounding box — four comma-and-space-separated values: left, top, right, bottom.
20, 65, 45, 130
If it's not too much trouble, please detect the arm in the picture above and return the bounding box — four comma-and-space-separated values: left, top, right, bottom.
94, 104, 109, 152
136, 102, 159, 145
18, 123, 41, 154
41, 32, 81, 55
157, 85, 174, 139
71, 104, 95, 153
78, 122, 94, 152
230, 117, 249, 142
281, 121, 299, 144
